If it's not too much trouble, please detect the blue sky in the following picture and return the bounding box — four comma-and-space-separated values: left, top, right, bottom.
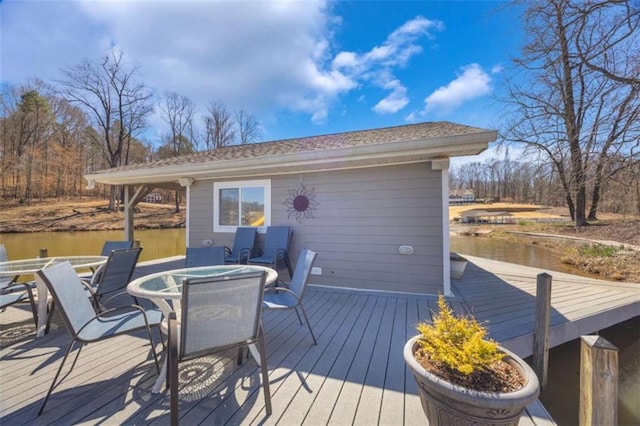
1, 0, 523, 162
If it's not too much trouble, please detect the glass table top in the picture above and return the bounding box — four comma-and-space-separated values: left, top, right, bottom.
0, 256, 107, 275
128, 264, 278, 299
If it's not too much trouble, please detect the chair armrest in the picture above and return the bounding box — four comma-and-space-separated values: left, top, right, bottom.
79, 279, 97, 295
263, 286, 300, 301
79, 279, 99, 310
1, 281, 33, 294
247, 247, 264, 260
88, 264, 105, 285
99, 289, 135, 308
74, 303, 156, 337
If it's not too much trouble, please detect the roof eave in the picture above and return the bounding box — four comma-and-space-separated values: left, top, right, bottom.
84, 130, 496, 186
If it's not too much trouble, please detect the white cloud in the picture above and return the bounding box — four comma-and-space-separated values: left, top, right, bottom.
333, 16, 443, 116
422, 63, 492, 114
1, 2, 443, 128
373, 82, 408, 114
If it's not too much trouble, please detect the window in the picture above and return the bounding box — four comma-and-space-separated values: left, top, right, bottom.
214, 180, 270, 232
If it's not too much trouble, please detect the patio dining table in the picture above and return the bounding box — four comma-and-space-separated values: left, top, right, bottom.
0, 256, 108, 337
127, 264, 278, 393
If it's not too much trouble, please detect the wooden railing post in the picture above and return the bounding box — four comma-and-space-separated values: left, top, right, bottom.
579, 335, 618, 426
533, 272, 552, 388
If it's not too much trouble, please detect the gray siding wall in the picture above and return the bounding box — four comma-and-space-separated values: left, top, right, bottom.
188, 162, 444, 294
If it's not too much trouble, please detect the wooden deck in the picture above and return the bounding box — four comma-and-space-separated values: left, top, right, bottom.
456, 255, 640, 358
4, 254, 635, 425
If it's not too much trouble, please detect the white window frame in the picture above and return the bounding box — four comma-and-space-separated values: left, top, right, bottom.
213, 179, 271, 233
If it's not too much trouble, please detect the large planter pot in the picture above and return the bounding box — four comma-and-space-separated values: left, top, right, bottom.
450, 258, 468, 279
404, 336, 540, 426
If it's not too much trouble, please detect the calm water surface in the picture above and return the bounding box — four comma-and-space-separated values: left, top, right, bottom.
450, 234, 598, 278
0, 228, 185, 262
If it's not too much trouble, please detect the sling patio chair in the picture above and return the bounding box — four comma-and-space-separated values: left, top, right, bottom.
82, 247, 143, 312
100, 240, 134, 256
167, 270, 271, 425
36, 261, 161, 415
247, 226, 293, 278
185, 246, 226, 268
0, 244, 38, 329
224, 227, 257, 264
262, 248, 318, 344
86, 240, 135, 279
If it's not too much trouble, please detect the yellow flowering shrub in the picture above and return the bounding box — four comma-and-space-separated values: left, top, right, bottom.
416, 295, 503, 375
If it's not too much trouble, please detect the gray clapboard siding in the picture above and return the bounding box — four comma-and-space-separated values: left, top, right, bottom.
188, 162, 445, 295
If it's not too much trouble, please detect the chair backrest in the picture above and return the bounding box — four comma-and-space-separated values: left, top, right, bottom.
100, 240, 134, 256
180, 270, 266, 359
95, 247, 142, 301
0, 244, 10, 288
37, 261, 99, 336
185, 246, 225, 268
263, 226, 292, 258
289, 249, 317, 300
229, 227, 257, 258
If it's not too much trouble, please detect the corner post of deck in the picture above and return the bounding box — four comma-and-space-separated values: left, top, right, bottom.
579, 335, 618, 426
432, 159, 452, 296
533, 272, 552, 388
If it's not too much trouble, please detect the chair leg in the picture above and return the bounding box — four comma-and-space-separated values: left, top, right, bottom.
143, 323, 160, 374
285, 255, 293, 279
168, 315, 179, 426
257, 326, 272, 416
22, 283, 38, 330
45, 300, 55, 334
293, 307, 303, 325
157, 326, 166, 350
298, 304, 317, 345
38, 340, 81, 415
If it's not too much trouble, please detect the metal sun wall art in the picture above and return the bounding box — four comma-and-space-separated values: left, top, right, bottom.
284, 183, 319, 223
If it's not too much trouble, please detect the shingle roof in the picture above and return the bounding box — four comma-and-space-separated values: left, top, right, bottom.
90, 121, 491, 175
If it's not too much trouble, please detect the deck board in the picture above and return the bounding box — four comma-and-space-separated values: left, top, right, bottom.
5, 253, 637, 425
454, 255, 640, 358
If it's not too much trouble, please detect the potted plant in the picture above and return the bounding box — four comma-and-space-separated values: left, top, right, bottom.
450, 252, 468, 279
404, 295, 540, 426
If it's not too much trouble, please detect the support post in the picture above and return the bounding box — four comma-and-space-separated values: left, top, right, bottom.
124, 185, 133, 241
579, 335, 618, 426
533, 272, 552, 388
38, 248, 48, 258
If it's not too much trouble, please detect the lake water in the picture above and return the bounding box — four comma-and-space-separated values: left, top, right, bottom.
0, 228, 185, 262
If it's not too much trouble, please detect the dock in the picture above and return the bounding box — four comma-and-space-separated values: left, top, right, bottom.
3, 255, 638, 425
456, 255, 640, 358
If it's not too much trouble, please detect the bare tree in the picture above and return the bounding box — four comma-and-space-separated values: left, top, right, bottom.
158, 91, 196, 212
236, 109, 262, 144
57, 50, 153, 210
158, 91, 196, 153
501, 0, 640, 226
49, 96, 88, 199
203, 102, 236, 149
573, 0, 640, 85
